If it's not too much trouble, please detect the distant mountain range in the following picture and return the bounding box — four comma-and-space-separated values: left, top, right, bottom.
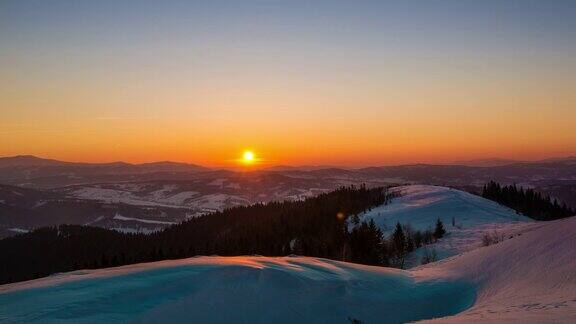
451, 156, 576, 167
0, 155, 209, 187
1, 154, 575, 238
449, 158, 521, 167
2, 154, 575, 176
0, 155, 208, 173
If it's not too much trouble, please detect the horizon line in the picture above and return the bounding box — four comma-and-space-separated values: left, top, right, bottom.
1, 153, 575, 170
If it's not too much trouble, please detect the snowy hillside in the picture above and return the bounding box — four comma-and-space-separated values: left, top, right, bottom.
1, 216, 574, 323
415, 216, 576, 323
353, 185, 533, 266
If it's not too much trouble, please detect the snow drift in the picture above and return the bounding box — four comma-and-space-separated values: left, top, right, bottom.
0, 256, 475, 323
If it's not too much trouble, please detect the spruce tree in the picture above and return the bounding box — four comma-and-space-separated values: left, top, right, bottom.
434, 218, 446, 239
392, 222, 407, 268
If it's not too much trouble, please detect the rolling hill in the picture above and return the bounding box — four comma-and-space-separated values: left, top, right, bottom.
351, 185, 534, 266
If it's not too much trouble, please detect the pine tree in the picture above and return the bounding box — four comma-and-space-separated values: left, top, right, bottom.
434, 218, 446, 239
392, 222, 407, 268
348, 219, 385, 266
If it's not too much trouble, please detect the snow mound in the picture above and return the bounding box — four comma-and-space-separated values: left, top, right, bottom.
355, 185, 533, 266
0, 257, 474, 323
414, 216, 576, 323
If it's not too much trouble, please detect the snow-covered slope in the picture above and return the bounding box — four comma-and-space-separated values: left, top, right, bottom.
354, 185, 533, 266
415, 216, 576, 323
358, 185, 529, 233
1, 217, 575, 323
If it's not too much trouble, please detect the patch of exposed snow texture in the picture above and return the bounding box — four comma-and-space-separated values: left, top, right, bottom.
352, 185, 533, 267
275, 188, 328, 201
68, 187, 174, 207
7, 228, 29, 233
226, 182, 240, 189
111, 227, 161, 234
83, 215, 105, 226
66, 184, 246, 210
31, 200, 47, 209
112, 214, 175, 225
158, 191, 198, 205
207, 178, 226, 187
192, 193, 250, 211
147, 185, 179, 200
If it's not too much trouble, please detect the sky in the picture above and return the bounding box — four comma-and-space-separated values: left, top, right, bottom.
1, 0, 575, 168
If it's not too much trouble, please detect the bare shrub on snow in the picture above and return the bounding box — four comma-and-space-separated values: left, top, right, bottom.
421, 247, 438, 265
481, 230, 505, 246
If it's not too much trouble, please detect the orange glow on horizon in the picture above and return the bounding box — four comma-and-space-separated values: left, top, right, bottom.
228, 149, 264, 168
240, 150, 256, 166
1, 1, 575, 170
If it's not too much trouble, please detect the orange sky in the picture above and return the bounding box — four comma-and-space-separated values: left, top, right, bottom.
1, 1, 575, 168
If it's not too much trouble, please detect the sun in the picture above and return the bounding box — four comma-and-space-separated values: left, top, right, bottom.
242, 150, 255, 164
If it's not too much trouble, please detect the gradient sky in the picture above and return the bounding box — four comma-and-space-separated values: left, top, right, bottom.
1, 1, 575, 167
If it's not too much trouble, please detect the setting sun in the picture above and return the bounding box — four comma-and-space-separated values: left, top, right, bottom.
242, 151, 255, 164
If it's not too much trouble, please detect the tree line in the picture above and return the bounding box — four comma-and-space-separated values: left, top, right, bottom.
0, 186, 404, 284
482, 181, 574, 220
348, 217, 446, 268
